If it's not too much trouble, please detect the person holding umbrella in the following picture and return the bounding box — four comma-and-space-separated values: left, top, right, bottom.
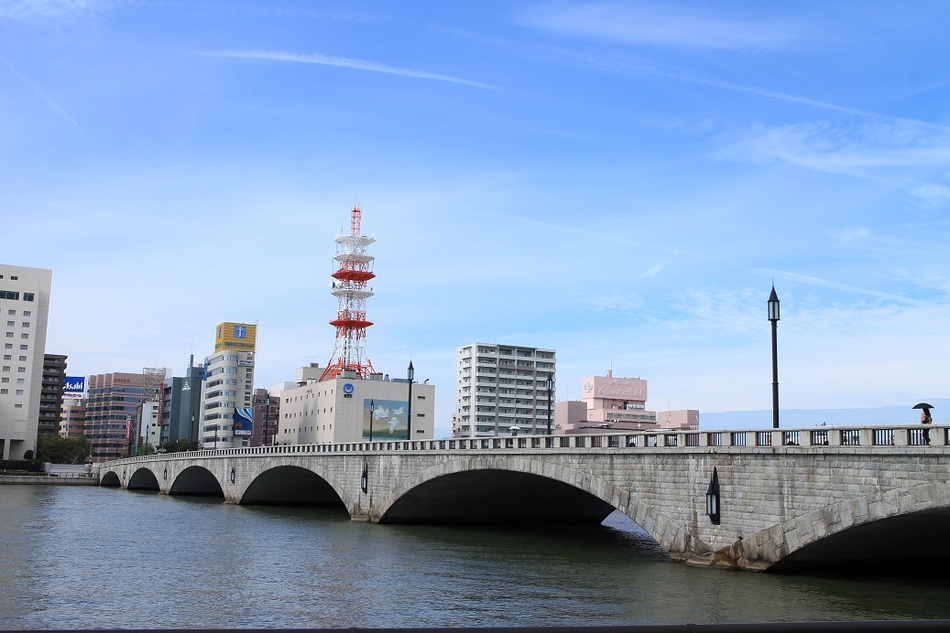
914, 402, 933, 444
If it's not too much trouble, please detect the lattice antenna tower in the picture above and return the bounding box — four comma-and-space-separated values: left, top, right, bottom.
320, 205, 376, 381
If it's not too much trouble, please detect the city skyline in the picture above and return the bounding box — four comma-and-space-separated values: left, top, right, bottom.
4, 2, 950, 436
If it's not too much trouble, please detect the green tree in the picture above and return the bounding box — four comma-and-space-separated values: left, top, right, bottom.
36, 435, 91, 464
160, 439, 199, 454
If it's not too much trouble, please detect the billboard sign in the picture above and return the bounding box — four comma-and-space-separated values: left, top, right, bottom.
363, 399, 409, 441
63, 376, 85, 398
233, 407, 254, 437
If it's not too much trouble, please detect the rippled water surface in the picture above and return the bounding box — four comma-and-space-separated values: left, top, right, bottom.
2, 485, 949, 629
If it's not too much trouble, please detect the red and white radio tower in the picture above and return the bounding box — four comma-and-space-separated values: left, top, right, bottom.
320, 205, 377, 381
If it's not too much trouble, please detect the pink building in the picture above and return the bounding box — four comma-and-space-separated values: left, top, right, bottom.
555, 370, 698, 434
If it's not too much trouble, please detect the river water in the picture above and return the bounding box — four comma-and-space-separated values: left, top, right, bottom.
2, 485, 949, 630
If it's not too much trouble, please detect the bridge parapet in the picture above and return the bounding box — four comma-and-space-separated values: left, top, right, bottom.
96, 424, 945, 469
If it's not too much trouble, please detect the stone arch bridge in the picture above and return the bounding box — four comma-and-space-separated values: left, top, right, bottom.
95, 424, 950, 572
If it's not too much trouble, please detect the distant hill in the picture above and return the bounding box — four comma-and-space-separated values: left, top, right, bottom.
700, 399, 949, 430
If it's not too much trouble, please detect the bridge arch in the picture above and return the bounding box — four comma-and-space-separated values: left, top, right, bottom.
241, 464, 346, 508
379, 456, 691, 553
170, 465, 224, 497
741, 480, 950, 571
100, 470, 121, 487
127, 467, 160, 491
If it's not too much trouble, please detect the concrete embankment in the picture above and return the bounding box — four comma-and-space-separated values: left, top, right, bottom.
0, 475, 98, 486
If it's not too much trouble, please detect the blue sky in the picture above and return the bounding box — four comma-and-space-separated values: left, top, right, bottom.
3, 1, 949, 436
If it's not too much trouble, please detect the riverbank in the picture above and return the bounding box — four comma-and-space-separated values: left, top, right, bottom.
0, 474, 98, 486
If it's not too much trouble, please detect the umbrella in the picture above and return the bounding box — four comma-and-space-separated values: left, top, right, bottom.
913, 402, 934, 410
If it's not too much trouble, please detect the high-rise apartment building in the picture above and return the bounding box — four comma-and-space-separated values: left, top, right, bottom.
39, 354, 67, 436
200, 322, 256, 449
0, 264, 52, 460
454, 343, 556, 438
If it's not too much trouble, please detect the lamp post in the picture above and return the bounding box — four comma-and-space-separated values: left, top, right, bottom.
406, 361, 414, 440
768, 285, 781, 429
546, 373, 554, 435
705, 467, 721, 525
368, 398, 375, 442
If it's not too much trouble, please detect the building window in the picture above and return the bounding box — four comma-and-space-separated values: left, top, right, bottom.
23, 311, 30, 317
0, 388, 6, 394
23, 293, 33, 301
20, 333, 28, 339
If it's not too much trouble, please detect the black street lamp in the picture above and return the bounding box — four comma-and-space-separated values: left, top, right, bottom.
768, 286, 781, 429
368, 398, 375, 442
406, 361, 414, 440
546, 373, 554, 435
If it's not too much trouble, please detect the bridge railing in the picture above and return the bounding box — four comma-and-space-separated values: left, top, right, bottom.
98, 424, 946, 468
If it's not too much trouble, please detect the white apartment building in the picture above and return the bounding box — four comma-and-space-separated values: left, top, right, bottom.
454, 342, 556, 438
200, 322, 256, 449
0, 265, 51, 460
278, 364, 435, 444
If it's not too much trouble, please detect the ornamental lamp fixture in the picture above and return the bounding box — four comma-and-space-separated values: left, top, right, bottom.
705, 467, 721, 525
406, 361, 415, 440
768, 285, 781, 429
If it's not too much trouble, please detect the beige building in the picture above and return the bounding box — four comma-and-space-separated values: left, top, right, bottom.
278, 364, 435, 444
556, 370, 698, 434
0, 264, 52, 460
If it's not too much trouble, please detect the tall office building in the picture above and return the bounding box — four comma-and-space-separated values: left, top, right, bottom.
160, 357, 203, 446
85, 372, 147, 461
39, 354, 67, 436
0, 264, 52, 460
454, 343, 556, 438
200, 322, 256, 449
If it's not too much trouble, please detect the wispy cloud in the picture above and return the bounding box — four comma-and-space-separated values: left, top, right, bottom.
520, 2, 810, 51
830, 226, 870, 244
0, 54, 82, 131
202, 49, 497, 90
756, 268, 927, 306
0, 0, 116, 21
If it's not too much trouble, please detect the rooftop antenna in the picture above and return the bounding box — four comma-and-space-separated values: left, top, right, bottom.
320, 203, 377, 381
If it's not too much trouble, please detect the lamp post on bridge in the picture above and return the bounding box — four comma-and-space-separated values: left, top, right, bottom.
546, 373, 554, 435
768, 286, 781, 429
406, 361, 414, 441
